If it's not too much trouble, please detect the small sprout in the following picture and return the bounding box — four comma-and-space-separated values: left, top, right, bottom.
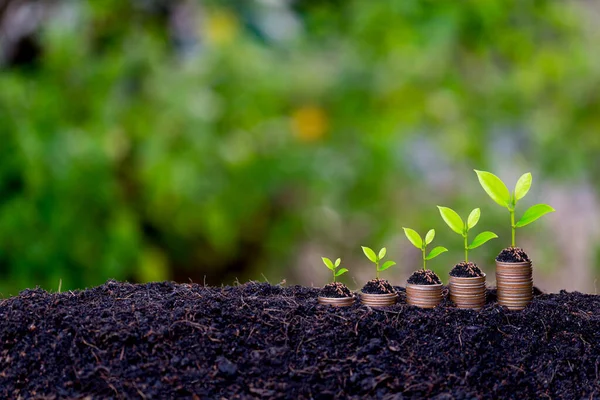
322, 257, 348, 283
437, 206, 498, 262
475, 170, 555, 247
402, 228, 448, 270
361, 246, 396, 280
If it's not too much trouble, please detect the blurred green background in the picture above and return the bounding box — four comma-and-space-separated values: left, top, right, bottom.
1, 0, 599, 296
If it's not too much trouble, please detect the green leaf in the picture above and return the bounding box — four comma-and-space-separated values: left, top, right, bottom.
425, 229, 435, 245
467, 208, 480, 230
468, 231, 498, 249
335, 268, 348, 277
334, 258, 341, 267
515, 204, 555, 227
361, 246, 377, 263
322, 257, 334, 270
378, 247, 387, 260
474, 170, 511, 208
514, 172, 532, 201
425, 246, 448, 260
437, 206, 464, 235
402, 228, 422, 249
377, 261, 396, 272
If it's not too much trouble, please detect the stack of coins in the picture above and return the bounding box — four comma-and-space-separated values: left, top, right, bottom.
317, 296, 355, 307
406, 284, 443, 308
449, 274, 486, 310
360, 292, 397, 307
495, 261, 533, 310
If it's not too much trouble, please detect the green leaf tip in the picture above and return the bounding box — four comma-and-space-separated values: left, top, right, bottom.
361, 246, 377, 263
516, 204, 555, 227
437, 206, 464, 235
425, 229, 435, 245
402, 227, 423, 249
322, 257, 334, 270
378, 260, 396, 272
468, 231, 498, 249
467, 208, 480, 230
426, 246, 448, 260
514, 172, 532, 201
474, 170, 511, 208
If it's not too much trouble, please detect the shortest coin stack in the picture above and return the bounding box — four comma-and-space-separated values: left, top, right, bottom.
360, 292, 397, 307
449, 274, 486, 310
317, 296, 355, 307
495, 261, 533, 310
406, 284, 443, 308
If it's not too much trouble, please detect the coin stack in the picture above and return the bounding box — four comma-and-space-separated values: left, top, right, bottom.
406, 284, 443, 308
360, 292, 397, 307
495, 261, 533, 310
317, 296, 355, 307
448, 274, 486, 310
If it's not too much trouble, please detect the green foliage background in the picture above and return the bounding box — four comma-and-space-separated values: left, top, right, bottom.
1, 0, 599, 294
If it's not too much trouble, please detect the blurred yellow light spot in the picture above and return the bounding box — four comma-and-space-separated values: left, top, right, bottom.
204, 9, 239, 46
291, 106, 328, 142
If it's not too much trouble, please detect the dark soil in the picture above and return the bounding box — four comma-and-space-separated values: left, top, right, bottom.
496, 246, 531, 263
450, 261, 484, 277
1, 280, 599, 399
361, 279, 395, 294
320, 282, 352, 298
407, 269, 442, 285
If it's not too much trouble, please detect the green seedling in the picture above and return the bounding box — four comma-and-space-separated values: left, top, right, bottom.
321, 257, 348, 283
402, 228, 448, 270
361, 246, 396, 280
475, 170, 555, 247
437, 207, 498, 262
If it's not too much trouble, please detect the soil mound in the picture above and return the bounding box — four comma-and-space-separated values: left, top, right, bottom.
1, 280, 599, 398
496, 247, 531, 263
407, 269, 442, 285
450, 261, 484, 277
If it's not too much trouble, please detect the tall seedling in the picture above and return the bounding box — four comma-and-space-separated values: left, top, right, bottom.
402, 228, 448, 270
361, 247, 395, 279
475, 170, 554, 247
321, 257, 348, 283
437, 207, 498, 262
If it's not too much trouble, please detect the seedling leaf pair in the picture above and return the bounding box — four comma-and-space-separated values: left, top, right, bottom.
361, 246, 396, 279
475, 170, 555, 246
438, 206, 497, 262
402, 228, 447, 270
321, 257, 348, 283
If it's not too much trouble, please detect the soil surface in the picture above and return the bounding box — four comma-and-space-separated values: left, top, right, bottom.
1, 280, 599, 399
496, 246, 531, 263
320, 282, 352, 298
450, 261, 484, 277
407, 269, 442, 285
361, 279, 395, 294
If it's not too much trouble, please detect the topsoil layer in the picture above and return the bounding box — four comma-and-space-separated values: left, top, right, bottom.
450, 261, 483, 278
407, 269, 442, 285
496, 247, 531, 263
320, 282, 352, 298
1, 280, 599, 399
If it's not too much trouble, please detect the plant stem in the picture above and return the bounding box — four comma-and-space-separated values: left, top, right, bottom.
422, 247, 426, 271
464, 233, 468, 263
510, 209, 515, 247
333, 269, 336, 283
376, 260, 379, 280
